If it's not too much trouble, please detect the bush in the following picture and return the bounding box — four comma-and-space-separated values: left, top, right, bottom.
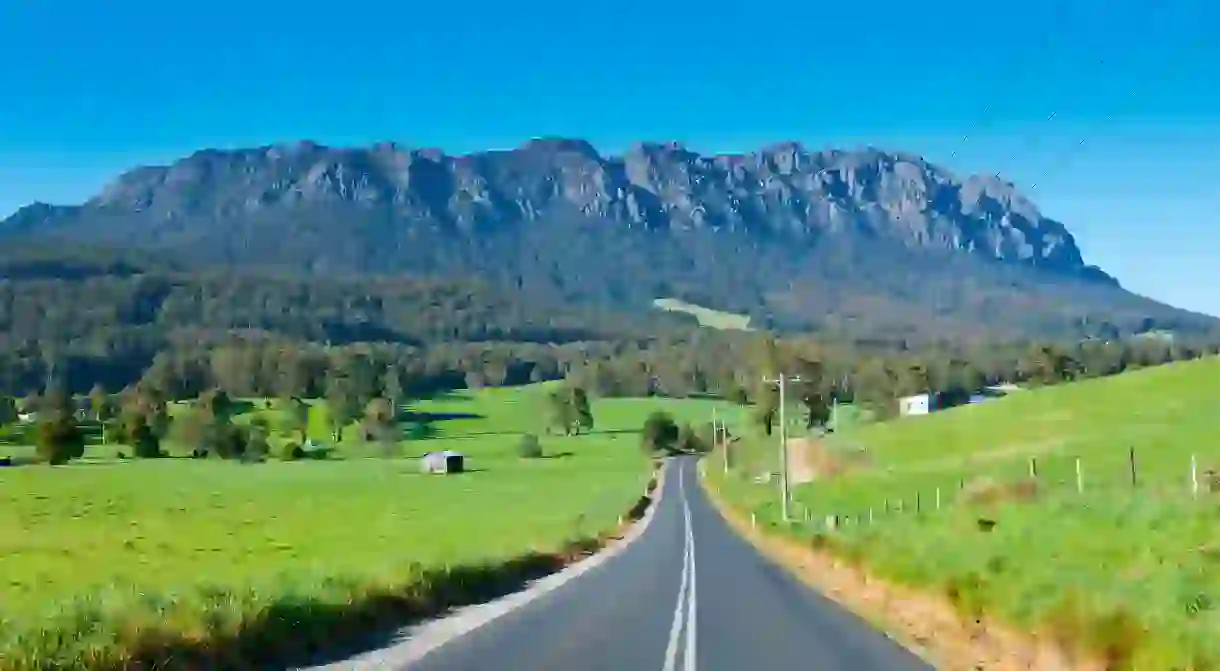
244, 429, 270, 462
676, 423, 708, 454
127, 414, 163, 458
518, 434, 543, 459
279, 441, 306, 461
34, 416, 85, 465
641, 411, 678, 455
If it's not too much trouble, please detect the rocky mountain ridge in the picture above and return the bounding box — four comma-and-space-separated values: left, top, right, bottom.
1, 137, 1209, 341
4, 138, 1110, 279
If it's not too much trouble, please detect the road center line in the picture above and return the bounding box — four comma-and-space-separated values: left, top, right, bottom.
683, 487, 698, 671
663, 466, 692, 671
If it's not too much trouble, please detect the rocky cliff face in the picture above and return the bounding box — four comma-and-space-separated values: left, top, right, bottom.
2, 138, 1110, 282
7, 137, 1203, 341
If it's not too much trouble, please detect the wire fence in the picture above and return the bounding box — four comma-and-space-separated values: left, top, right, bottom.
721, 437, 1220, 534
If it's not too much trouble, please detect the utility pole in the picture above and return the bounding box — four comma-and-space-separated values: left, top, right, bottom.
715, 408, 730, 473
762, 373, 801, 522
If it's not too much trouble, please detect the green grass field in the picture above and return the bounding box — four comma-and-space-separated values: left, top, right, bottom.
0, 384, 731, 669
652, 297, 752, 331
713, 358, 1220, 669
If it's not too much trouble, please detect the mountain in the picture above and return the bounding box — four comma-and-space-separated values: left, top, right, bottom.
2, 138, 1214, 341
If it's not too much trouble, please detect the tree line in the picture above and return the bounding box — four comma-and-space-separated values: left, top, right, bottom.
1, 327, 1207, 468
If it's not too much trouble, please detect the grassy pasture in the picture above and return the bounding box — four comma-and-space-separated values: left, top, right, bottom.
652, 297, 752, 331
713, 357, 1220, 668
0, 384, 732, 669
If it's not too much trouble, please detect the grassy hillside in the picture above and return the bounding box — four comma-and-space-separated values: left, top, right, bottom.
652, 298, 753, 331
0, 385, 732, 670
713, 357, 1220, 669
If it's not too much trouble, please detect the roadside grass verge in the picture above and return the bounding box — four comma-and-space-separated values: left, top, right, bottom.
0, 385, 713, 670
713, 358, 1220, 670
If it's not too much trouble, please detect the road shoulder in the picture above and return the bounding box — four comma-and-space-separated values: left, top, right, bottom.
699, 468, 1097, 671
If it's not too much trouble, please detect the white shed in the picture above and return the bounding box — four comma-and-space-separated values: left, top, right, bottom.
420, 450, 465, 474
899, 393, 932, 416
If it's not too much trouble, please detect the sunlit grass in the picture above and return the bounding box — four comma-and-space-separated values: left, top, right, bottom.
0, 385, 730, 669
714, 358, 1220, 669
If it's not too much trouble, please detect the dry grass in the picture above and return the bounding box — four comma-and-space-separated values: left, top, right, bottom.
960, 476, 1040, 506
702, 474, 1097, 671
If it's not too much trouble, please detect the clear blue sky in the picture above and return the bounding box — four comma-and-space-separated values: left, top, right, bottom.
2, 0, 1218, 314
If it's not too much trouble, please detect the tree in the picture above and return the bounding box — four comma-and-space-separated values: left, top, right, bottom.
752, 382, 779, 436
362, 397, 398, 453
197, 388, 234, 423
325, 372, 361, 442
124, 412, 162, 458
364, 397, 395, 426
547, 389, 577, 435
88, 384, 111, 422
727, 385, 749, 405
569, 386, 594, 434
464, 370, 487, 390
0, 396, 17, 426
88, 384, 116, 443
676, 422, 707, 454
278, 396, 310, 443
545, 386, 593, 435
641, 411, 679, 455
793, 356, 831, 430
34, 397, 84, 465
35, 419, 85, 464
382, 366, 404, 417
484, 356, 509, 387
243, 424, 271, 462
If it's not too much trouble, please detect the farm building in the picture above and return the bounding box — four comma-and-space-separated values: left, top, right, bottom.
899, 393, 936, 416
420, 450, 465, 474
903, 385, 1014, 415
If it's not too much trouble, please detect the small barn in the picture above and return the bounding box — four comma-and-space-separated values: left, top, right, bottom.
420, 450, 465, 474
899, 393, 935, 416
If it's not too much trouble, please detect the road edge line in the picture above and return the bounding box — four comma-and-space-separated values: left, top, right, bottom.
301, 459, 672, 670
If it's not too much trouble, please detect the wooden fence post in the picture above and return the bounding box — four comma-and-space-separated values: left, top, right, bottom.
1129, 446, 1138, 488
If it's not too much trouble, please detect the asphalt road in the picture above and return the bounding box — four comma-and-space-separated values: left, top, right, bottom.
406, 456, 934, 671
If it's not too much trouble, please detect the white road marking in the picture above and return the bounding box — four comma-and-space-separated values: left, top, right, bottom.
663, 468, 690, 671
683, 487, 698, 671
663, 463, 699, 671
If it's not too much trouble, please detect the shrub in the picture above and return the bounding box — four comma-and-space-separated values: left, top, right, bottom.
127, 414, 163, 458
244, 429, 270, 462
641, 412, 678, 454
280, 441, 306, 461
34, 415, 85, 465
210, 424, 248, 460
518, 434, 543, 459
